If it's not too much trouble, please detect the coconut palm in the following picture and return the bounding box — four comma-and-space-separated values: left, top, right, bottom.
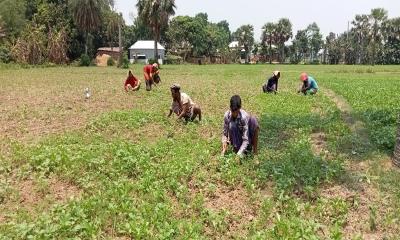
352, 14, 371, 64
234, 25, 254, 63
369, 8, 388, 65
70, 0, 104, 55
106, 13, 122, 50
261, 22, 276, 64
275, 18, 292, 63
136, 0, 176, 60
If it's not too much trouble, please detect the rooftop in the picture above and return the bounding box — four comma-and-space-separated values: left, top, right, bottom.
129, 40, 165, 50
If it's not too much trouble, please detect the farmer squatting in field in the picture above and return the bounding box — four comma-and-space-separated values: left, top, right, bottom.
298, 72, 319, 95
263, 71, 281, 94
168, 84, 202, 122
143, 63, 161, 91
221, 95, 260, 158
124, 70, 141, 92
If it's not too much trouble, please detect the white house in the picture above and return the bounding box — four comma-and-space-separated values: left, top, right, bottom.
229, 41, 241, 49
128, 40, 165, 64
229, 41, 247, 63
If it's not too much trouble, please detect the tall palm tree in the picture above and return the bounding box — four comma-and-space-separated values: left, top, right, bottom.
275, 18, 292, 63
70, 0, 104, 55
352, 15, 371, 64
235, 25, 254, 63
369, 8, 388, 65
136, 0, 176, 60
307, 22, 323, 63
106, 13, 121, 50
262, 23, 276, 64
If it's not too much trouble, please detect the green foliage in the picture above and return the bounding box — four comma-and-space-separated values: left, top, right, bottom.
320, 71, 400, 151
79, 54, 91, 66
107, 57, 115, 66
136, 0, 176, 58
0, 0, 26, 37
164, 54, 183, 64
0, 45, 11, 63
260, 137, 343, 193
260, 18, 292, 63
120, 54, 130, 69
1, 64, 400, 238
233, 24, 254, 63
11, 23, 47, 64
122, 18, 152, 51
167, 15, 208, 59
147, 58, 158, 65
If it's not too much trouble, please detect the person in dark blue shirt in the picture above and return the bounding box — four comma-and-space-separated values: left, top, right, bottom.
263, 71, 280, 94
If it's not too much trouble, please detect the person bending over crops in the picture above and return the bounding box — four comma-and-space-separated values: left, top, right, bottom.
298, 72, 319, 95
168, 84, 202, 122
221, 95, 259, 157
263, 71, 280, 94
124, 70, 141, 92
143, 63, 160, 91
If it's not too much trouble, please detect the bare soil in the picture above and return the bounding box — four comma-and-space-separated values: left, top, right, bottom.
0, 175, 82, 223
0, 71, 137, 143
311, 132, 328, 157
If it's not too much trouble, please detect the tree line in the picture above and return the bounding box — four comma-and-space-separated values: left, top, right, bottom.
0, 0, 398, 65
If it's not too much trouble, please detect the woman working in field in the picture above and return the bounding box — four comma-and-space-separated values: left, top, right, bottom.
143, 63, 160, 91
168, 84, 202, 122
221, 95, 259, 157
263, 71, 281, 94
124, 70, 141, 92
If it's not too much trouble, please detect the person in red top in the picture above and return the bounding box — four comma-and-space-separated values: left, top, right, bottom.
143, 63, 160, 91
124, 70, 141, 92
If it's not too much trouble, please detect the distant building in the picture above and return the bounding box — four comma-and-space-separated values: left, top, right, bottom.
128, 40, 165, 64
229, 41, 240, 49
96, 47, 122, 60
229, 41, 246, 63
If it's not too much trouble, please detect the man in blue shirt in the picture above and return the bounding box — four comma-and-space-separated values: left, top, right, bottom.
298, 72, 319, 95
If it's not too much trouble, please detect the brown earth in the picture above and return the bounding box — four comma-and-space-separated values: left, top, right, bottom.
187, 176, 261, 239
0, 175, 82, 223
0, 69, 136, 143
310, 132, 328, 157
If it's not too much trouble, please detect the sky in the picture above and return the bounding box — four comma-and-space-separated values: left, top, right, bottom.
114, 0, 400, 41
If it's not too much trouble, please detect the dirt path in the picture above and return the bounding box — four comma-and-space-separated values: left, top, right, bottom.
320, 88, 399, 239
323, 88, 370, 145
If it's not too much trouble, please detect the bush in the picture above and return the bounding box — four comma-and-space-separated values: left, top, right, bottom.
79, 54, 91, 66
147, 58, 157, 65
164, 54, 183, 64
120, 55, 129, 69
0, 45, 11, 63
107, 57, 115, 66
310, 59, 320, 65
11, 24, 47, 64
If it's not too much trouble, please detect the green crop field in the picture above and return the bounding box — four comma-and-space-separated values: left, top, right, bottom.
0, 64, 400, 239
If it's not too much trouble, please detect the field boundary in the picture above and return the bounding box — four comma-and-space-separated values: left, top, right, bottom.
323, 88, 370, 145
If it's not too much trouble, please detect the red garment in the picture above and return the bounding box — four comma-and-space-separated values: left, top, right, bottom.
143, 65, 154, 75
124, 75, 139, 90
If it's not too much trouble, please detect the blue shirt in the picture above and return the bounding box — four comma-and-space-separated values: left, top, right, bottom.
308, 76, 319, 89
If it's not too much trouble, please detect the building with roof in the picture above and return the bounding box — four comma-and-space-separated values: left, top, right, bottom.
128, 40, 165, 63
96, 47, 122, 60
